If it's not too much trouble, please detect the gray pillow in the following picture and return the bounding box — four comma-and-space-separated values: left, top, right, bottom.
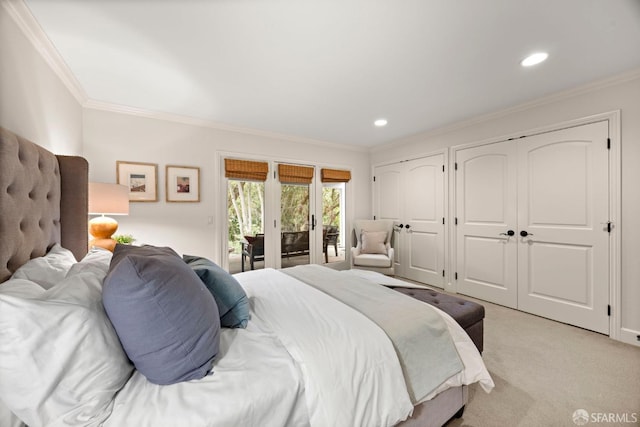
103, 245, 220, 385
183, 255, 251, 328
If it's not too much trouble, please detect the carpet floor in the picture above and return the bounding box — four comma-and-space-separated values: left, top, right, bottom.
446, 297, 640, 427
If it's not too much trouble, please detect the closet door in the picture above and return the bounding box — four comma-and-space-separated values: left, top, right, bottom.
517, 121, 610, 334
455, 141, 518, 308
373, 162, 403, 267
402, 155, 445, 286
374, 155, 446, 286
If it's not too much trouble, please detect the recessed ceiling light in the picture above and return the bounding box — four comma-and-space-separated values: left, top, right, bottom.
374, 119, 388, 127
521, 52, 548, 67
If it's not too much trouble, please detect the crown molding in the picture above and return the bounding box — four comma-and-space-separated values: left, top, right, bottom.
372, 67, 640, 152
83, 99, 369, 153
3, 0, 88, 103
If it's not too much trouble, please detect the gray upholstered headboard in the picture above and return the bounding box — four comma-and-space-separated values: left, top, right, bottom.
0, 127, 89, 283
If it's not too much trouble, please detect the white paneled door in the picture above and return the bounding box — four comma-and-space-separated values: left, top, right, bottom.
455, 140, 518, 307
375, 154, 446, 287
455, 121, 610, 334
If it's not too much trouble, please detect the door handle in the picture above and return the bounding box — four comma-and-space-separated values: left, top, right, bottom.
396, 223, 404, 229
520, 230, 534, 237
500, 230, 515, 236
405, 224, 410, 229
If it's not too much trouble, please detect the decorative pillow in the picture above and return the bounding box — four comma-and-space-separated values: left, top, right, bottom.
360, 230, 388, 254
0, 253, 133, 427
10, 243, 77, 289
183, 255, 251, 328
103, 245, 221, 385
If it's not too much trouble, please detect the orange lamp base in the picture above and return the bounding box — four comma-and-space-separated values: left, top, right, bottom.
89, 216, 119, 252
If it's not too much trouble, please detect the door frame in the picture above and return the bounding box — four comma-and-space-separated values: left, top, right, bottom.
449, 110, 621, 340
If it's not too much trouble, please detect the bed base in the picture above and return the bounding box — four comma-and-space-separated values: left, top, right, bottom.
398, 385, 468, 427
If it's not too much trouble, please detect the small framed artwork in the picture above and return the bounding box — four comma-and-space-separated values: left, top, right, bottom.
166, 165, 200, 202
116, 161, 158, 202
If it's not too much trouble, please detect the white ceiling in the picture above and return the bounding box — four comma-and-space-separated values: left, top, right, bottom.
23, 0, 640, 148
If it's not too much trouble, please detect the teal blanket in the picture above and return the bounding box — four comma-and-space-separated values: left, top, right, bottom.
283, 265, 463, 403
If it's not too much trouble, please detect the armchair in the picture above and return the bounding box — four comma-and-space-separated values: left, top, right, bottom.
350, 219, 395, 275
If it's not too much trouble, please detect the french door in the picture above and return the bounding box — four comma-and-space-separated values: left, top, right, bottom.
374, 153, 446, 287
455, 121, 610, 334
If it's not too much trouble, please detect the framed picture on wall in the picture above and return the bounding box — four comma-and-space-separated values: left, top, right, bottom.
116, 161, 158, 202
166, 165, 200, 202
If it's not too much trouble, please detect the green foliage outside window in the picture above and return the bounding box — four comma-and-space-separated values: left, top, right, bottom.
227, 180, 342, 254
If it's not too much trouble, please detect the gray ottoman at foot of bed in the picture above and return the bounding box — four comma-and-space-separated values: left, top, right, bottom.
391, 287, 484, 354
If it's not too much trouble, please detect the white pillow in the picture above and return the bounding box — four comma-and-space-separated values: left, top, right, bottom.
360, 230, 388, 254
0, 249, 132, 427
10, 244, 77, 289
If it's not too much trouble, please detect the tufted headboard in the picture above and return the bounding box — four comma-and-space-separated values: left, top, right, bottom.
0, 127, 89, 283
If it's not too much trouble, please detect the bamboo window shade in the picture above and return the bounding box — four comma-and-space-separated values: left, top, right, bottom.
224, 159, 269, 181
278, 164, 314, 184
321, 168, 351, 183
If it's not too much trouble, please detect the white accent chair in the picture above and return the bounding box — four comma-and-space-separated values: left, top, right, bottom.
350, 219, 395, 276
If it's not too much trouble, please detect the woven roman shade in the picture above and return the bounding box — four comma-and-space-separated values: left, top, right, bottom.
321, 168, 351, 183
225, 159, 269, 181
278, 164, 314, 184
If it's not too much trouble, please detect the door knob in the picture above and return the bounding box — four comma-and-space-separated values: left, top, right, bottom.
520, 230, 534, 237
397, 224, 404, 229
405, 224, 410, 229
500, 230, 515, 236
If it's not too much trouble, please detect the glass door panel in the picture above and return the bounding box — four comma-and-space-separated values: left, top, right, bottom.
227, 180, 265, 273
322, 183, 346, 264
280, 183, 311, 268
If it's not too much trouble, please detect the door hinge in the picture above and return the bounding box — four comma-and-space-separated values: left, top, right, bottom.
607, 305, 611, 316
607, 221, 612, 233
455, 162, 458, 170
455, 217, 458, 225
373, 176, 376, 182
442, 165, 445, 173
442, 270, 445, 277
607, 138, 611, 150
373, 215, 376, 220
455, 272, 458, 280
274, 219, 276, 228
274, 171, 276, 179
442, 217, 445, 225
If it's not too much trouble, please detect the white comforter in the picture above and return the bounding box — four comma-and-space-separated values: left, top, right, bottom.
105, 268, 493, 427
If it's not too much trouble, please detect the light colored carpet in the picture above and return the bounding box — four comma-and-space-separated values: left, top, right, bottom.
447, 297, 640, 427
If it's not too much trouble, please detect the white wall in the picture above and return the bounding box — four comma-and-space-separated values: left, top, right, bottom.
82, 108, 371, 264
372, 71, 640, 345
0, 4, 82, 155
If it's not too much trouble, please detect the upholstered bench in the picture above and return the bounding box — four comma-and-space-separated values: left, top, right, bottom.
390, 287, 485, 353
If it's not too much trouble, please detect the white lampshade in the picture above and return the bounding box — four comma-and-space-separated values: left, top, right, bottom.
88, 182, 129, 215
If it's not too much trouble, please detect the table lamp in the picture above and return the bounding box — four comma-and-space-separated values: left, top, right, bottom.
88, 182, 129, 251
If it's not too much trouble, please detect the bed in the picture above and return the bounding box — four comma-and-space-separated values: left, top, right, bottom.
0, 127, 493, 427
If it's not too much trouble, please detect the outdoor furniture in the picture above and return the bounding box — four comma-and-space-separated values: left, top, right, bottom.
281, 231, 310, 258
241, 234, 264, 272
323, 225, 339, 263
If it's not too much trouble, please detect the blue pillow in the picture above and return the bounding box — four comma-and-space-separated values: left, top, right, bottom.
183, 255, 251, 328
103, 245, 220, 385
